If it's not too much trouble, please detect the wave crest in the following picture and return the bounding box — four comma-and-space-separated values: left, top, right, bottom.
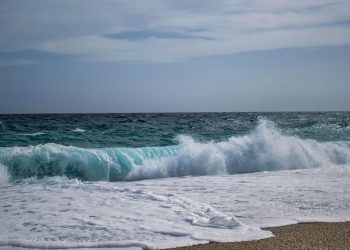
0, 119, 349, 182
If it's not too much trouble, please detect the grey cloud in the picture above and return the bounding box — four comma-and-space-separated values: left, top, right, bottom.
1, 0, 349, 62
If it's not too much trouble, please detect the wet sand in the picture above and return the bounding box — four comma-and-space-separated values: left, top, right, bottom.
168, 222, 350, 250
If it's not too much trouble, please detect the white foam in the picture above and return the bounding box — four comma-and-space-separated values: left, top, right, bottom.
72, 128, 86, 133
0, 239, 151, 249
1, 166, 349, 249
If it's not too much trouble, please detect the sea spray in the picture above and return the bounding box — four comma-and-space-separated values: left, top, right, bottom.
127, 119, 350, 179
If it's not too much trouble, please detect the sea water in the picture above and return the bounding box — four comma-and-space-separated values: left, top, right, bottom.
0, 112, 350, 249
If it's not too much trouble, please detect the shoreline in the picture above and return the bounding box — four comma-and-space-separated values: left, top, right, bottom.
167, 222, 350, 250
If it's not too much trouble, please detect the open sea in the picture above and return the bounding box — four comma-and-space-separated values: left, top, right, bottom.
1, 112, 350, 249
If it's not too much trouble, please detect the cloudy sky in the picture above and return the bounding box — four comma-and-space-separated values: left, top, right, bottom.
1, 0, 350, 113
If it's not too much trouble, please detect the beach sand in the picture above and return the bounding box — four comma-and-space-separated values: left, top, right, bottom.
168, 222, 350, 250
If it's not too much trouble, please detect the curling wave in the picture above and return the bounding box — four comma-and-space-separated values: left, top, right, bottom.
0, 119, 350, 182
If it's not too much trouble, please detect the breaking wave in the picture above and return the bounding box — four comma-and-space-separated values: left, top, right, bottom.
0, 119, 349, 182
72, 128, 86, 133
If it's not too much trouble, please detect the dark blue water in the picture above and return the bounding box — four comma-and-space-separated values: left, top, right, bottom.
1, 112, 349, 148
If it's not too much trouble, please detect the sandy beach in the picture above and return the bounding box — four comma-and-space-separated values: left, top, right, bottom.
168, 222, 350, 250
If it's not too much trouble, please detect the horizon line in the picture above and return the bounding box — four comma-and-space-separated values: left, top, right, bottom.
0, 110, 349, 115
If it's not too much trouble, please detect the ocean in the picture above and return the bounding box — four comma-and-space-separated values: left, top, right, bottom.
0, 112, 350, 249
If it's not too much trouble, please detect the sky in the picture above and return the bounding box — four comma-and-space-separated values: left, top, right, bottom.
0, 0, 350, 113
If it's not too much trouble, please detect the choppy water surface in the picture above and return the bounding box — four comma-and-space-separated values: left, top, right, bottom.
1, 112, 349, 148
0, 112, 349, 249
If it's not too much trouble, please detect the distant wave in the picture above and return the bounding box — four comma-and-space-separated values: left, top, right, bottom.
288, 123, 350, 134
72, 128, 86, 133
22, 132, 46, 136
0, 119, 350, 183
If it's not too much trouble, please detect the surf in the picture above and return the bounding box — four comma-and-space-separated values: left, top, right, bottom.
0, 119, 349, 183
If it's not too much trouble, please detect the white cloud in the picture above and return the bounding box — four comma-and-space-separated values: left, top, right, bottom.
1, 0, 350, 62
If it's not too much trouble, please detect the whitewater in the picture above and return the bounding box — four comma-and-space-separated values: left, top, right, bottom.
0, 114, 350, 249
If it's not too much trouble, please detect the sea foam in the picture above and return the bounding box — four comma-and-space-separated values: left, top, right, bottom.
72, 128, 86, 133
1, 166, 349, 249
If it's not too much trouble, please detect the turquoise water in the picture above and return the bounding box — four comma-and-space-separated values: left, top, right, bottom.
0, 112, 350, 182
